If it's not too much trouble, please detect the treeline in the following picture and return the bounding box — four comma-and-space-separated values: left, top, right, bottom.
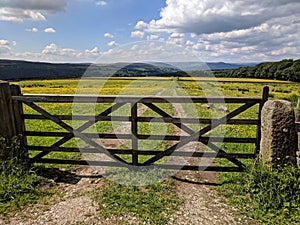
0, 59, 90, 80
213, 58, 300, 82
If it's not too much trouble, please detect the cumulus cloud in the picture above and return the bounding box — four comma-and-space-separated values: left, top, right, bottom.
0, 39, 9, 45
44, 27, 56, 33
0, 0, 67, 22
104, 33, 114, 38
0, 8, 45, 22
40, 43, 100, 62
170, 33, 184, 38
26, 27, 39, 32
86, 47, 99, 54
146, 34, 161, 40
0, 39, 12, 54
189, 14, 300, 61
0, 41, 100, 63
131, 31, 145, 39
136, 0, 300, 35
107, 41, 117, 47
96, 1, 107, 6
133, 0, 300, 62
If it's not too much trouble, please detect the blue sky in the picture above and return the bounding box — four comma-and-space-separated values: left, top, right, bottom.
0, 0, 299, 63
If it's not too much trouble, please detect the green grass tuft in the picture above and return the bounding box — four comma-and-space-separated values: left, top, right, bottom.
93, 172, 182, 225
0, 137, 49, 215
218, 164, 300, 225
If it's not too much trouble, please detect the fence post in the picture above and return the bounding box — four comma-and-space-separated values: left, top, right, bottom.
296, 92, 300, 167
296, 92, 300, 122
256, 86, 269, 155
10, 84, 28, 146
260, 100, 297, 169
0, 81, 17, 139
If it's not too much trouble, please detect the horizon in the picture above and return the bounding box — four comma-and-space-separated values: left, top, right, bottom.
0, 0, 299, 64
1, 57, 295, 65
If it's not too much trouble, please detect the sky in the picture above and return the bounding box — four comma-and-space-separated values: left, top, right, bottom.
0, 0, 299, 63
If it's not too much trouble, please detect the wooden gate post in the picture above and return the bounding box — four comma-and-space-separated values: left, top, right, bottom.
255, 86, 269, 155
10, 84, 28, 147
296, 92, 300, 167
296, 91, 300, 122
0, 81, 17, 139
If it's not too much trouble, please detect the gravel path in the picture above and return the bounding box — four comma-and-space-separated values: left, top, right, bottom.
1, 166, 259, 225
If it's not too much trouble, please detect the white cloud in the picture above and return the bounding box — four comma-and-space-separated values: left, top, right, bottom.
86, 47, 99, 54
107, 41, 117, 47
133, 0, 300, 62
0, 8, 46, 22
40, 43, 100, 62
135, 0, 300, 35
0, 39, 9, 45
182, 16, 300, 62
0, 0, 66, 22
0, 39, 11, 54
131, 31, 145, 39
96, 1, 107, 6
12, 41, 17, 46
26, 27, 39, 32
147, 35, 160, 40
170, 33, 184, 38
99, 41, 198, 64
0, 42, 101, 63
135, 21, 148, 30
104, 33, 114, 38
44, 27, 56, 33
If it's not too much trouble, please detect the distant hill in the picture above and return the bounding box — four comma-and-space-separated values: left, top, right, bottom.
0, 59, 257, 81
0, 59, 90, 80
207, 62, 257, 70
1, 58, 298, 81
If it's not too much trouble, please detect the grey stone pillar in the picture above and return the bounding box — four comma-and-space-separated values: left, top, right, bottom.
260, 100, 297, 169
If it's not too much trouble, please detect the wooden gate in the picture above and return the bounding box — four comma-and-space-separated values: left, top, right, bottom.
1, 81, 269, 172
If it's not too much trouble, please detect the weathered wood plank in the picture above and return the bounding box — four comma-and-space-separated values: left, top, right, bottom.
296, 91, 300, 122
204, 141, 246, 169
27, 145, 255, 158
295, 122, 300, 132
32, 158, 245, 172
23, 114, 259, 125
13, 94, 262, 104
131, 102, 138, 166
24, 131, 257, 143
10, 84, 28, 161
0, 81, 16, 139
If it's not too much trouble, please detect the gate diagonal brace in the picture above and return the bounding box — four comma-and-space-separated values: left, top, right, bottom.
143, 102, 194, 135
203, 141, 246, 170
142, 102, 256, 166
24, 101, 128, 164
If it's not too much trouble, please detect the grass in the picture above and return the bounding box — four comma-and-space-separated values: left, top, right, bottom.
218, 164, 300, 225
0, 136, 49, 215
93, 171, 182, 225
